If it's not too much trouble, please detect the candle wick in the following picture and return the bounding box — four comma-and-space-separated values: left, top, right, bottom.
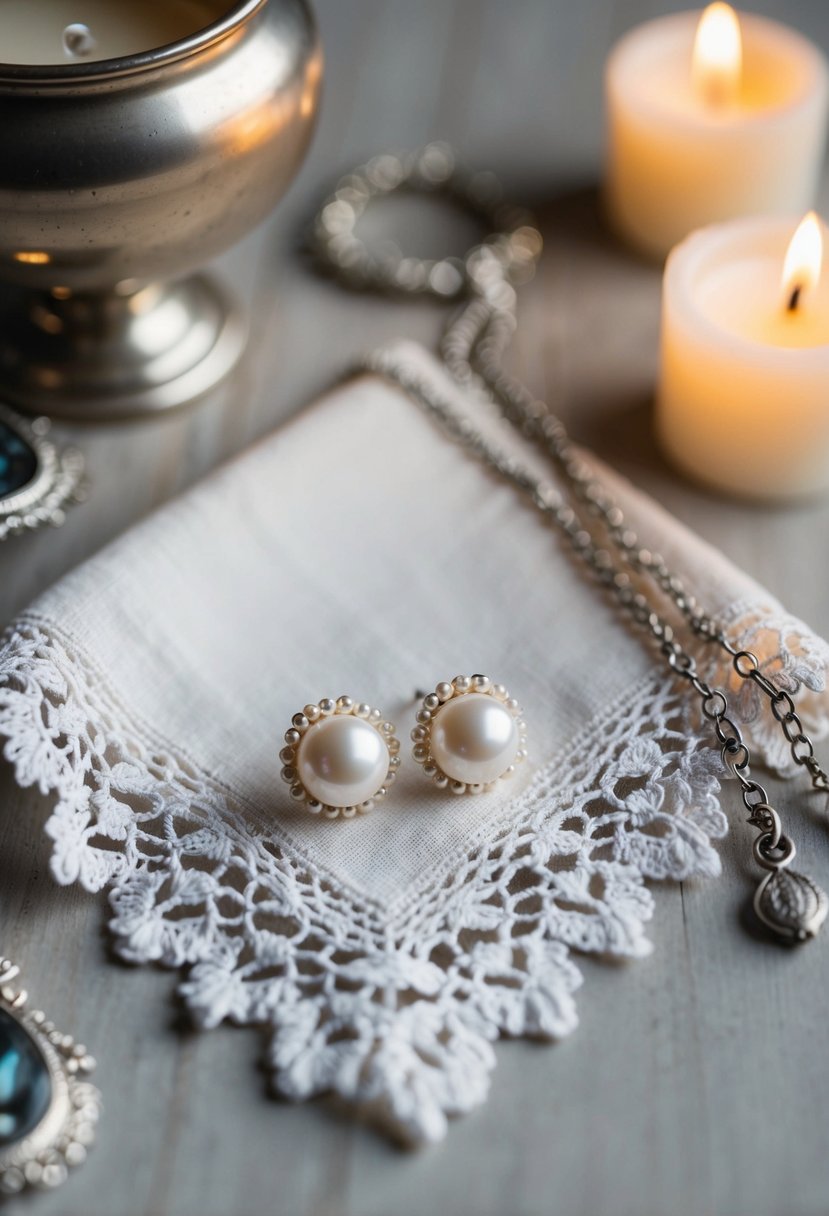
787, 283, 802, 313
62, 23, 97, 61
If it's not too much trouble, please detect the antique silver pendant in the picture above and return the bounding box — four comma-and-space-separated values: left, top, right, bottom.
752, 833, 829, 943
0, 957, 100, 1197
0, 403, 85, 541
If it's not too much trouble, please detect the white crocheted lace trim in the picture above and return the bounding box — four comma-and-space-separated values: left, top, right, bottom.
0, 608, 825, 1143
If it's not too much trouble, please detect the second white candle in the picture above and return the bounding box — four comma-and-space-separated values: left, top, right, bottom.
659, 213, 829, 501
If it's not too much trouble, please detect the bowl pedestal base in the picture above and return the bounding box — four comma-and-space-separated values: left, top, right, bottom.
0, 274, 247, 422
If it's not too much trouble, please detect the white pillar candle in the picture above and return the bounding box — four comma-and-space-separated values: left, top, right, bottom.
658, 212, 829, 501
0, 0, 223, 65
605, 5, 829, 260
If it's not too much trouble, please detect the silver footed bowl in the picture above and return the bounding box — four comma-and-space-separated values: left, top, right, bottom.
0, 0, 322, 421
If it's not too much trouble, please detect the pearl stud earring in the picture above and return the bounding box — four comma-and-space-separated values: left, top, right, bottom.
280, 696, 400, 819
411, 675, 527, 794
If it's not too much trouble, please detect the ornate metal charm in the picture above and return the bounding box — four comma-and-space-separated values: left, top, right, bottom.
0, 403, 85, 542
752, 832, 828, 943
0, 957, 100, 1197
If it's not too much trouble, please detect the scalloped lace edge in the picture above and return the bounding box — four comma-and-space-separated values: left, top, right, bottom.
0, 605, 822, 1143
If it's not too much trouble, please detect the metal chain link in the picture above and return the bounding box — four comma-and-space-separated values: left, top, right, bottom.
313, 142, 829, 796
312, 144, 829, 940
364, 345, 777, 847
446, 281, 829, 795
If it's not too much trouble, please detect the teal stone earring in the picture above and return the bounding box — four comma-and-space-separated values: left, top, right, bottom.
0, 403, 85, 542
0, 957, 100, 1196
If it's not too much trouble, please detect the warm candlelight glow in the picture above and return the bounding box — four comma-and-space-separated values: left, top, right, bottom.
782, 212, 823, 312
692, 3, 742, 108
12, 251, 50, 265
660, 216, 829, 500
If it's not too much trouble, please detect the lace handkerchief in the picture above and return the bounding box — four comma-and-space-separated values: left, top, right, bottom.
2, 342, 828, 1144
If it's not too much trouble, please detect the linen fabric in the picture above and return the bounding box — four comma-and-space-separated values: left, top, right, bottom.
1, 341, 827, 1143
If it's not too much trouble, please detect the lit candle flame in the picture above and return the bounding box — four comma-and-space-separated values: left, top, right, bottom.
692, 3, 742, 108
782, 212, 823, 313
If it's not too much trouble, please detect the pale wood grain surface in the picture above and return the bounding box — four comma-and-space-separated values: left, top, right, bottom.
4, 2, 829, 1214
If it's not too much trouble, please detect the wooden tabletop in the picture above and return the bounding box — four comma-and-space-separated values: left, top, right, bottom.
3, 2, 829, 1214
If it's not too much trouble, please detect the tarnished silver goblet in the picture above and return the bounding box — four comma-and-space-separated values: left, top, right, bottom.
0, 0, 321, 421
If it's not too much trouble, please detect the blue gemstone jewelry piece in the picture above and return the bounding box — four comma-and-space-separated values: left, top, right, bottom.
0, 420, 38, 499
0, 958, 100, 1197
0, 403, 85, 542
0, 1008, 52, 1147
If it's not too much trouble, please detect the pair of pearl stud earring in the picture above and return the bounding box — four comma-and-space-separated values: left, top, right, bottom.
280, 674, 528, 820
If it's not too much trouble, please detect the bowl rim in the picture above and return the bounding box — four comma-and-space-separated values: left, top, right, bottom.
0, 0, 267, 84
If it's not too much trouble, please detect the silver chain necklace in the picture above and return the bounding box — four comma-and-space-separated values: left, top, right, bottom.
312, 142, 829, 944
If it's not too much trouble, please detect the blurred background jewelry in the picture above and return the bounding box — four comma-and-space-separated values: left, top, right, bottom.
0, 403, 85, 541
412, 675, 527, 794
313, 144, 829, 943
0, 956, 100, 1197
281, 696, 400, 818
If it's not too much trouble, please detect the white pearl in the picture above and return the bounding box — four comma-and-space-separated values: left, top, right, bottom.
430, 693, 519, 785
296, 715, 390, 808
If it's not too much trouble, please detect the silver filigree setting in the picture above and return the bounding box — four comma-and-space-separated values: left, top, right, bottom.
0, 403, 85, 542
0, 957, 101, 1196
